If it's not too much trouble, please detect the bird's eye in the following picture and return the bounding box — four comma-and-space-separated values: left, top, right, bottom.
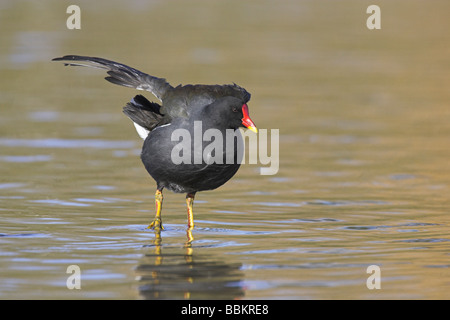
232, 107, 238, 113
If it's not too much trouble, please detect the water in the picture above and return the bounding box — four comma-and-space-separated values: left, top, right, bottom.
1, 0, 449, 299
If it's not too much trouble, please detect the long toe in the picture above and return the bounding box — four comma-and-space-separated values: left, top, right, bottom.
147, 218, 164, 230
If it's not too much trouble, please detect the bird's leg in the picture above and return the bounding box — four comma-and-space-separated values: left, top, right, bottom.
147, 189, 164, 230
186, 192, 196, 229
186, 228, 194, 245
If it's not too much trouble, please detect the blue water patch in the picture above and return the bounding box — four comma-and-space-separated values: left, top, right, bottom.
0, 183, 27, 189
0, 155, 52, 163
28, 111, 60, 122
0, 138, 135, 149
91, 185, 116, 190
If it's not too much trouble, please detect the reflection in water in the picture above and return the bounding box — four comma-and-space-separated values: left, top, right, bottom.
1, 0, 449, 300
136, 229, 245, 300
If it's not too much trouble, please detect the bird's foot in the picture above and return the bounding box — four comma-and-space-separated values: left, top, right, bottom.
147, 218, 164, 230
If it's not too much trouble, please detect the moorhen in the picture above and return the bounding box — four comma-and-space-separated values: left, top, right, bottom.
52, 55, 257, 230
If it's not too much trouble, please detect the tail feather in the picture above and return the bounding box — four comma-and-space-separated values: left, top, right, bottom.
52, 55, 173, 101
123, 95, 169, 135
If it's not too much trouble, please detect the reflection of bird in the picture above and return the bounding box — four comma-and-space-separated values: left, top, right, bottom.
53, 55, 257, 230
137, 237, 245, 300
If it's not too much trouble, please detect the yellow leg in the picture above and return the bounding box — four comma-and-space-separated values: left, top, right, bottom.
186, 228, 194, 245
186, 192, 196, 229
147, 189, 164, 230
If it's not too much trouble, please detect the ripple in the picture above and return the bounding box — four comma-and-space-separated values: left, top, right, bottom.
29, 199, 91, 207
197, 226, 278, 236
241, 262, 369, 270
0, 233, 48, 238
343, 225, 386, 231
399, 238, 450, 243
252, 201, 303, 207
276, 218, 341, 223
343, 222, 440, 231
307, 199, 388, 206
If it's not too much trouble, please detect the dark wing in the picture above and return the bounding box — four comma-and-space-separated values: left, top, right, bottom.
52, 55, 173, 101
162, 83, 251, 117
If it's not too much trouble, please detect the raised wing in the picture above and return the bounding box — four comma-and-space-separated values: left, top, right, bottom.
52, 55, 173, 101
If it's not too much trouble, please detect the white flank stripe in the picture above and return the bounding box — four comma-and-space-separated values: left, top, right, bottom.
133, 122, 150, 140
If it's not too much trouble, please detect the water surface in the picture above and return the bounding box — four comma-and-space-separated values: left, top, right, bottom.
0, 0, 449, 299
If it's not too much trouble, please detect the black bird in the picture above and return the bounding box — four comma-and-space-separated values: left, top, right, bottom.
52, 55, 257, 230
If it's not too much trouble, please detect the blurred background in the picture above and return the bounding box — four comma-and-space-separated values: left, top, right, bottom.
0, 0, 449, 299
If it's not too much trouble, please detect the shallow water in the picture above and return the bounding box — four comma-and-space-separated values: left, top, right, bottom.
0, 0, 449, 299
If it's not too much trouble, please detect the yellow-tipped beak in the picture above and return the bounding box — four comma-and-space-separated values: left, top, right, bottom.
241, 104, 257, 134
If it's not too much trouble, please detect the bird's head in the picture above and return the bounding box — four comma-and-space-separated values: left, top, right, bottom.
202, 96, 257, 133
